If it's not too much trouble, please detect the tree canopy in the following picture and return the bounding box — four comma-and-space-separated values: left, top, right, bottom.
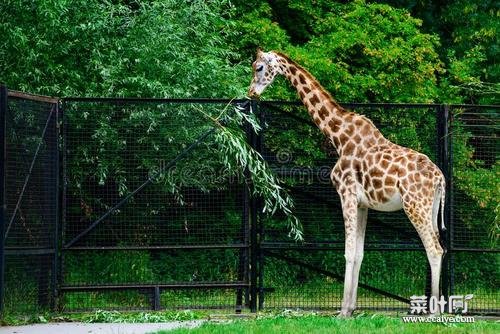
1, 0, 497, 103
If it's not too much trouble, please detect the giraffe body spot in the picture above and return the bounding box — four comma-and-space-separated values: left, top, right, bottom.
372, 178, 383, 189
310, 94, 320, 106
380, 159, 389, 169
318, 106, 329, 119
369, 167, 384, 178
299, 73, 306, 84
345, 124, 355, 136
361, 124, 371, 136
363, 137, 376, 148
340, 159, 351, 171
345, 113, 354, 123
329, 117, 341, 132
339, 133, 349, 145
385, 176, 396, 187
332, 136, 340, 148
355, 146, 366, 158
343, 142, 355, 156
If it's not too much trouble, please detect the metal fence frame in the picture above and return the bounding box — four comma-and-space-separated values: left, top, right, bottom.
0, 88, 498, 315
0, 87, 60, 314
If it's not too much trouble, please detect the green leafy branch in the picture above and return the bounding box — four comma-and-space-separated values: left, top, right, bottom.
197, 102, 303, 241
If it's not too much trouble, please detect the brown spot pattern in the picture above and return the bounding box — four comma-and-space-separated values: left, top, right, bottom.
343, 142, 355, 156
317, 106, 329, 120
310, 94, 320, 106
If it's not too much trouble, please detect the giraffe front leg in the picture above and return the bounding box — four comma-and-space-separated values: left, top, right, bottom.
349, 207, 368, 312
339, 195, 359, 317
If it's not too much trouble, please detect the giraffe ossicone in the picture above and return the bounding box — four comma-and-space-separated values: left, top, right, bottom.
248, 49, 446, 317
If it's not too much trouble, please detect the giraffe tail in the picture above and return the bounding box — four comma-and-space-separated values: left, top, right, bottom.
439, 177, 446, 231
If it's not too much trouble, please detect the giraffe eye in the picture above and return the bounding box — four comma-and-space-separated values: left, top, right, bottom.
256, 65, 264, 72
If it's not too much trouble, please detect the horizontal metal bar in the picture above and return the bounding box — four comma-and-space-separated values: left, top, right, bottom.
63, 244, 249, 251
261, 243, 423, 251
272, 167, 332, 175
60, 282, 249, 291
63, 97, 249, 104
56, 98, 500, 112
4, 248, 55, 255
8, 90, 59, 104
261, 101, 442, 109
449, 247, 500, 253
449, 104, 500, 109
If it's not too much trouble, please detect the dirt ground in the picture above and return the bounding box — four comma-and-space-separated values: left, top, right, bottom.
0, 320, 203, 334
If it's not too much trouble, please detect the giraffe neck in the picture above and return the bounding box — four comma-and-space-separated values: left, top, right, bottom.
275, 53, 385, 156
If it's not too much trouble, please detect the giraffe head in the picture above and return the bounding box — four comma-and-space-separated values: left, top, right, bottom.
247, 48, 282, 98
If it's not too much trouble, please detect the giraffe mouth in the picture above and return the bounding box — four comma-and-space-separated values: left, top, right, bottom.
247, 88, 261, 99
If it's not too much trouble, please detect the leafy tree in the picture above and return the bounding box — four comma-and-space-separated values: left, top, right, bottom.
441, 0, 499, 104
0, 0, 248, 98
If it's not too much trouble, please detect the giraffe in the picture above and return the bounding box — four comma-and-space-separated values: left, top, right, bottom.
248, 48, 446, 317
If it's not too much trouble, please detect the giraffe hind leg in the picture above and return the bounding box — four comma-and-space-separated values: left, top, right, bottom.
404, 199, 444, 314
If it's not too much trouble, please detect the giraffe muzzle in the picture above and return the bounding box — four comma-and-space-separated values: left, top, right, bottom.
247, 88, 260, 99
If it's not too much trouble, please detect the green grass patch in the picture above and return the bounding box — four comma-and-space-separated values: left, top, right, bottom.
160, 313, 500, 334
1, 309, 209, 326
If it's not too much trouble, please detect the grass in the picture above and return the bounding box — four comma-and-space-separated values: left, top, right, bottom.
0, 309, 209, 326
2, 310, 499, 333
158, 312, 500, 334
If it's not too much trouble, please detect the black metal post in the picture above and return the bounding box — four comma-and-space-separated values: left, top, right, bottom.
153, 286, 161, 310
436, 104, 452, 304
0, 86, 7, 314
58, 100, 67, 312
256, 102, 265, 311
235, 180, 249, 313
236, 101, 251, 313
51, 101, 61, 311
444, 105, 454, 298
249, 99, 259, 313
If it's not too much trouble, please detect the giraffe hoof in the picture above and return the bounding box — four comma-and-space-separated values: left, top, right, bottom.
338, 309, 354, 318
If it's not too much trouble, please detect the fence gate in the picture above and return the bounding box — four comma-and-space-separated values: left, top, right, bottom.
0, 87, 60, 314
59, 98, 253, 312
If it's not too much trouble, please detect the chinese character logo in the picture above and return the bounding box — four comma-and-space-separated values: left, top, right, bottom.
449, 295, 474, 314
409, 294, 473, 314
410, 295, 428, 314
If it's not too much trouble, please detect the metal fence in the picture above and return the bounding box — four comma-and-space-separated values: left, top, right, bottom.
0, 88, 498, 315
0, 88, 59, 315
60, 98, 251, 312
